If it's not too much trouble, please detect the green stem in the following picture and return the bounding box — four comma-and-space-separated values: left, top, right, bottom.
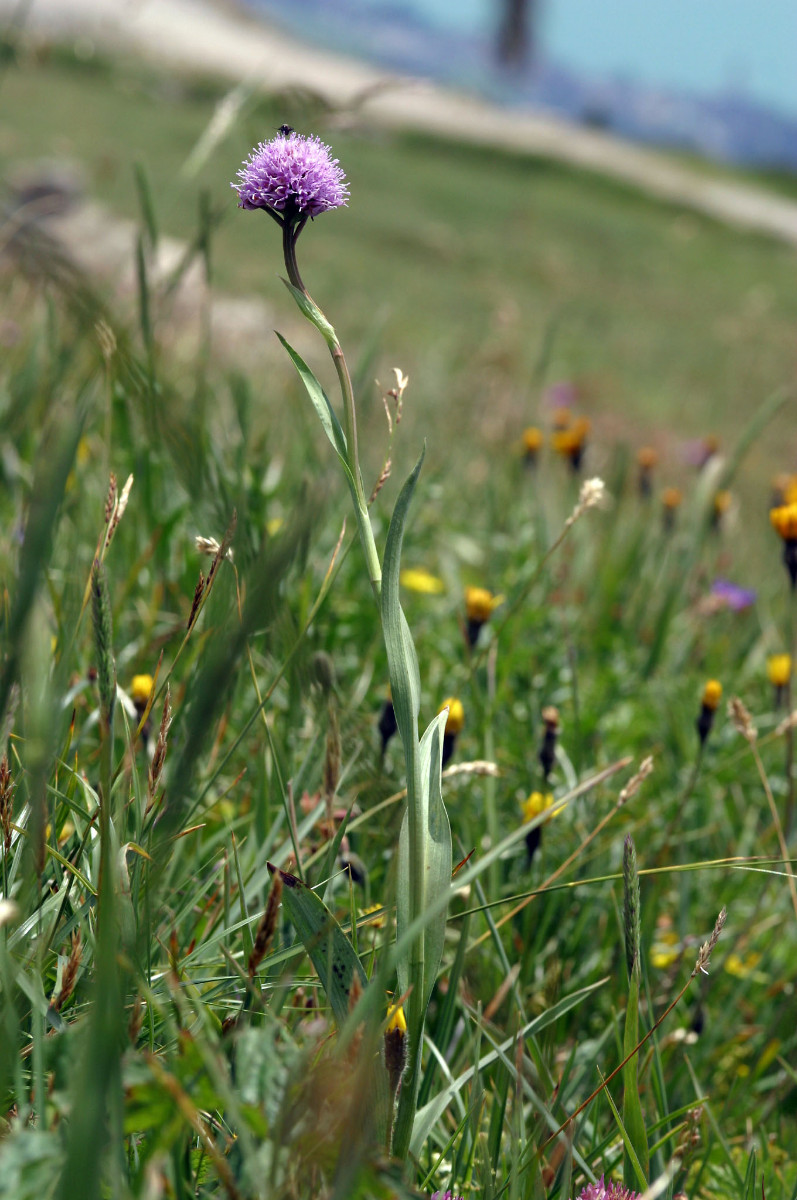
786, 589, 795, 835
283, 221, 382, 599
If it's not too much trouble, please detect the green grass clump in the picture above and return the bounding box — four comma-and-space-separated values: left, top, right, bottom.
1, 37, 797, 1200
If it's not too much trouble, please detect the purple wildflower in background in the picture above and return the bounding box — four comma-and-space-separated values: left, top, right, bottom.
711, 578, 757, 611
544, 380, 577, 409
232, 129, 349, 222
574, 1176, 640, 1200
430, 1192, 464, 1200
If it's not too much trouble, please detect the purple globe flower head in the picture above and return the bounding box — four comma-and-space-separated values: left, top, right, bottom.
710, 578, 757, 611
575, 1176, 641, 1200
232, 129, 349, 223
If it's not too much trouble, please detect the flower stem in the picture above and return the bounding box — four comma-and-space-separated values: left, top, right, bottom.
283, 224, 382, 599
786, 590, 796, 834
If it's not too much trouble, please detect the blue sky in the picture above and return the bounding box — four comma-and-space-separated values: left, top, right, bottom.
357, 0, 797, 118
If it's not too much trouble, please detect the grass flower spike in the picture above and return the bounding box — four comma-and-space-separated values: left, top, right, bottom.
233, 129, 349, 221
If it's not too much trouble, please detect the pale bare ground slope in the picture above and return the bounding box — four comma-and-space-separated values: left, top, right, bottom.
6, 0, 797, 248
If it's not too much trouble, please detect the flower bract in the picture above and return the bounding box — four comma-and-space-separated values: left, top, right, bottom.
232, 131, 349, 220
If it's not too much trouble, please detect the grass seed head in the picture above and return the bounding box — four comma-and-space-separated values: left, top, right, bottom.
693, 907, 727, 977
248, 870, 282, 978
90, 558, 116, 727
622, 834, 641, 980
728, 695, 757, 743
0, 753, 15, 855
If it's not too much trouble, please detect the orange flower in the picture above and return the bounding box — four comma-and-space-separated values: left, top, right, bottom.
771, 503, 797, 541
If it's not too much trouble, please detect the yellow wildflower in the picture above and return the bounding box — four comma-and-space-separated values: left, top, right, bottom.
464, 585, 501, 624
359, 903, 385, 929
770, 503, 797, 541
724, 951, 762, 979
401, 567, 445, 595
702, 680, 722, 711
131, 675, 154, 707
386, 1002, 406, 1035
651, 929, 680, 969
522, 426, 543, 456
438, 697, 465, 737
767, 655, 791, 688
521, 791, 557, 824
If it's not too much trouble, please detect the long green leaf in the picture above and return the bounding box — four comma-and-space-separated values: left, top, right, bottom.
381, 449, 425, 754
396, 709, 451, 1008
268, 864, 367, 1027
381, 449, 430, 1160
282, 278, 338, 348
275, 333, 354, 489
602, 1076, 648, 1194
